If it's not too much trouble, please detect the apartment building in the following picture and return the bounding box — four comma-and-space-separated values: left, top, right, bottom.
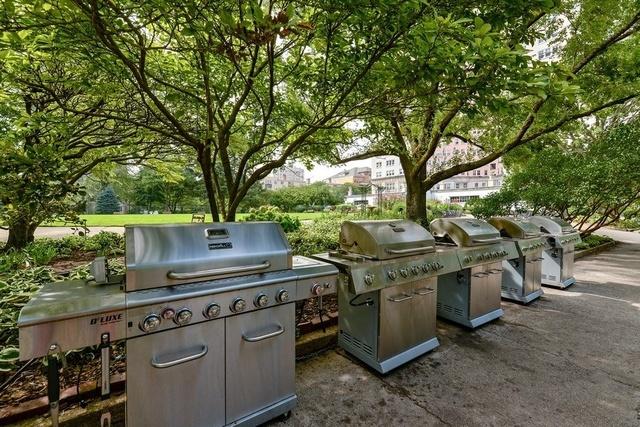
323, 167, 371, 186
261, 165, 306, 190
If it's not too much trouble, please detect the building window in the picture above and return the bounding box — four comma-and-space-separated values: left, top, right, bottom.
399, 169, 404, 175
386, 170, 395, 176
375, 171, 382, 178
455, 183, 460, 189
482, 182, 486, 187
490, 163, 496, 170
386, 159, 395, 166
463, 183, 468, 189
375, 161, 382, 168
474, 182, 479, 188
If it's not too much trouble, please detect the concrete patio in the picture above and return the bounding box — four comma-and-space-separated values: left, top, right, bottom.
275, 229, 640, 426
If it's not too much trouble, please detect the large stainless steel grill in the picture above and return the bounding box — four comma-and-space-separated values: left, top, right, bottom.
18, 223, 338, 427
312, 220, 459, 374
488, 217, 548, 303
528, 216, 581, 288
430, 218, 518, 328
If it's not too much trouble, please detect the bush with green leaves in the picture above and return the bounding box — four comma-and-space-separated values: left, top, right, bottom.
242, 206, 302, 232
286, 216, 343, 256
575, 234, 614, 251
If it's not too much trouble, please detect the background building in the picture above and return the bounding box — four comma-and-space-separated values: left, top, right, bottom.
261, 165, 306, 190
361, 139, 505, 206
323, 167, 371, 186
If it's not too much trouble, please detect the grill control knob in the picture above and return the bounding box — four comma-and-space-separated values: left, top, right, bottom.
276, 289, 290, 303
436, 262, 444, 270
411, 266, 420, 275
174, 308, 192, 326
399, 268, 409, 278
254, 293, 269, 308
203, 303, 221, 319
231, 298, 247, 312
421, 263, 430, 273
140, 314, 161, 333
387, 270, 398, 280
311, 283, 325, 296
363, 273, 374, 286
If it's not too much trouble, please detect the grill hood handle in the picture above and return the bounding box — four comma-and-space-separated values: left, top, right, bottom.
471, 238, 502, 244
167, 261, 271, 280
385, 246, 434, 255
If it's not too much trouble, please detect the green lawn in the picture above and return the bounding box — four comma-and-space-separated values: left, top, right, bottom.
44, 212, 326, 227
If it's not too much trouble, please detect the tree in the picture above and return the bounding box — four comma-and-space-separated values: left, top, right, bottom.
467, 121, 640, 236
13, 0, 430, 221
262, 182, 347, 211
334, 0, 640, 224
95, 186, 121, 214
0, 18, 167, 249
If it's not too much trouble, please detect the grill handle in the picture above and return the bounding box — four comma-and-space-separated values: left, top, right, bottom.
473, 272, 490, 278
472, 238, 502, 244
151, 345, 208, 369
242, 325, 285, 342
414, 287, 435, 296
167, 261, 271, 280
385, 246, 434, 255
387, 293, 413, 302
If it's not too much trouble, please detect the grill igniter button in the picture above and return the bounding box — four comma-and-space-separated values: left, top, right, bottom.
231, 297, 247, 312
311, 283, 324, 296
203, 303, 221, 319
254, 293, 269, 307
140, 314, 161, 333
174, 308, 192, 326
276, 289, 290, 303
161, 308, 175, 320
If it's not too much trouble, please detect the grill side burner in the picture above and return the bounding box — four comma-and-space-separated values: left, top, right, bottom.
18, 223, 338, 427
488, 217, 548, 303
429, 218, 518, 328
528, 216, 582, 289
313, 220, 459, 374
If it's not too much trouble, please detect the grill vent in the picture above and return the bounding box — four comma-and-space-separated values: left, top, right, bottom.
341, 331, 373, 356
443, 304, 453, 313
454, 308, 463, 317
436, 302, 442, 309
549, 275, 557, 281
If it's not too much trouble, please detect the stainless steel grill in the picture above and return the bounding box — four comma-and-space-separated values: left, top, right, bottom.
488, 217, 548, 303
312, 220, 459, 374
18, 223, 338, 427
528, 216, 582, 288
429, 218, 518, 328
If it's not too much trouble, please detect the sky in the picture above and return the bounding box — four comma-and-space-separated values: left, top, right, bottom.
299, 159, 372, 182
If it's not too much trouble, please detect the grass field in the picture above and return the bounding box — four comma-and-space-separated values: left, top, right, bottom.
44, 212, 326, 227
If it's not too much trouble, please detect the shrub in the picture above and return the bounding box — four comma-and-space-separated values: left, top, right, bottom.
287, 216, 342, 256
575, 234, 613, 250
242, 205, 302, 232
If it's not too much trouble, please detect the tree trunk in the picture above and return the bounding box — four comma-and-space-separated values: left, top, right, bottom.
4, 218, 37, 251
197, 147, 220, 221
405, 165, 428, 226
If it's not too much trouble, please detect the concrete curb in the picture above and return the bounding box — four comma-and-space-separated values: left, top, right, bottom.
575, 240, 616, 260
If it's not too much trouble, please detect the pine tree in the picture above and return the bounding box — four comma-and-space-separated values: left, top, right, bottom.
96, 186, 121, 214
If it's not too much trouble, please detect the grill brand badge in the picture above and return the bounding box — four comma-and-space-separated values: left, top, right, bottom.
208, 242, 233, 250
90, 313, 123, 325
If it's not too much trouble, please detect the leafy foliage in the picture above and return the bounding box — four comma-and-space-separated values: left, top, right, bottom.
286, 216, 343, 256
575, 234, 614, 251
254, 183, 348, 212
242, 206, 301, 232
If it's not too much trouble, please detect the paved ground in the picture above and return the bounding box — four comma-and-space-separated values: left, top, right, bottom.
0, 227, 125, 242
275, 229, 640, 426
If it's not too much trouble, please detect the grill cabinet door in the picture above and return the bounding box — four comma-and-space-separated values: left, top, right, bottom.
561, 244, 575, 281
468, 265, 488, 318
126, 319, 225, 427
225, 303, 295, 423
411, 278, 438, 342
379, 283, 416, 360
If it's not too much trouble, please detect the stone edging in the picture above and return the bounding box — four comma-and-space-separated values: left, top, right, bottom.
575, 240, 616, 260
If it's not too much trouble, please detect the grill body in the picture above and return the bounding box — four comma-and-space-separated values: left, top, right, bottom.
430, 218, 519, 328
18, 223, 338, 427
313, 220, 458, 373
528, 216, 581, 288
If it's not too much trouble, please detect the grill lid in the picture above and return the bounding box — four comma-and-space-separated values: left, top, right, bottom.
487, 217, 542, 239
125, 222, 292, 291
430, 218, 501, 247
528, 216, 576, 236
339, 220, 435, 260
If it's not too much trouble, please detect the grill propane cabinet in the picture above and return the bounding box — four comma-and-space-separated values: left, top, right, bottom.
312, 220, 459, 374
430, 218, 518, 328
528, 216, 582, 288
18, 223, 337, 427
487, 217, 548, 303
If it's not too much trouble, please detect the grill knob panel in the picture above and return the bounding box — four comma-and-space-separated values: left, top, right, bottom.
363, 273, 375, 286
231, 298, 247, 312
387, 270, 398, 280
203, 303, 221, 319
174, 308, 193, 326
140, 314, 161, 333
254, 293, 269, 308
276, 289, 290, 303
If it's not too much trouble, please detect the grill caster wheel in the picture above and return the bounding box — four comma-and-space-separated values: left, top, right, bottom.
280, 411, 292, 421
